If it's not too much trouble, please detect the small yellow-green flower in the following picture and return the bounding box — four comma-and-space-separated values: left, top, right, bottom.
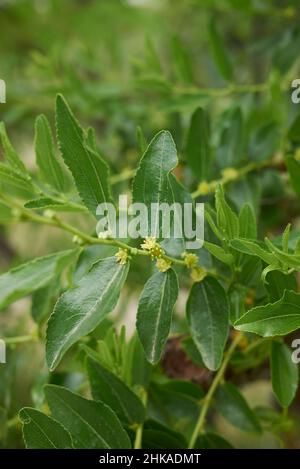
181, 252, 198, 269
141, 237, 157, 251
156, 258, 172, 272
221, 167, 239, 182
196, 181, 211, 196
141, 237, 164, 259
115, 248, 130, 265
190, 266, 206, 283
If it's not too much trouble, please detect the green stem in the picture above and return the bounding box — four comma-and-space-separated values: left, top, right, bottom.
188, 332, 243, 449
4, 334, 37, 346
134, 390, 147, 449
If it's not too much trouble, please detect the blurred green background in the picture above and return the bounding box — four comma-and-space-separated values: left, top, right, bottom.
1, 0, 300, 448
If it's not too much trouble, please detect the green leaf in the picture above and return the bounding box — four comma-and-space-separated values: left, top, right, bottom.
286, 156, 300, 198
271, 342, 299, 407
215, 184, 239, 240
238, 204, 257, 239
215, 382, 262, 433
35, 115, 65, 192
204, 241, 234, 265
46, 257, 129, 370
19, 407, 72, 449
186, 107, 211, 181
0, 163, 36, 199
288, 112, 300, 143
235, 290, 300, 336
0, 249, 77, 310
230, 238, 276, 265
86, 357, 145, 424
143, 420, 186, 449
161, 173, 194, 256
0, 202, 13, 224
266, 270, 297, 302
44, 385, 131, 449
136, 269, 178, 364
0, 122, 28, 174
24, 197, 86, 212
196, 433, 234, 449
208, 20, 233, 81
186, 277, 229, 370
31, 277, 60, 324
216, 108, 244, 168
55, 94, 112, 216
132, 130, 178, 237
171, 35, 194, 84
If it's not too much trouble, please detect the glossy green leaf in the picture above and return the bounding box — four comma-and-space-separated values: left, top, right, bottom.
186, 277, 229, 370
19, 407, 72, 449
35, 114, 65, 192
235, 290, 300, 336
56, 94, 112, 216
132, 130, 177, 237
136, 269, 178, 364
44, 385, 131, 449
215, 382, 261, 433
271, 342, 299, 407
86, 357, 145, 424
0, 249, 77, 310
46, 256, 129, 370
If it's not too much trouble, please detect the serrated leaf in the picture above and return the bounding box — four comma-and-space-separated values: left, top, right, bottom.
271, 342, 299, 407
186, 107, 211, 181
0, 122, 28, 174
46, 257, 129, 370
0, 249, 77, 310
44, 385, 131, 449
215, 383, 261, 433
235, 290, 300, 336
24, 197, 86, 212
55, 94, 112, 216
215, 184, 239, 240
208, 20, 233, 81
132, 130, 178, 238
186, 277, 229, 370
86, 357, 145, 424
136, 269, 178, 364
35, 115, 65, 192
19, 407, 72, 449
